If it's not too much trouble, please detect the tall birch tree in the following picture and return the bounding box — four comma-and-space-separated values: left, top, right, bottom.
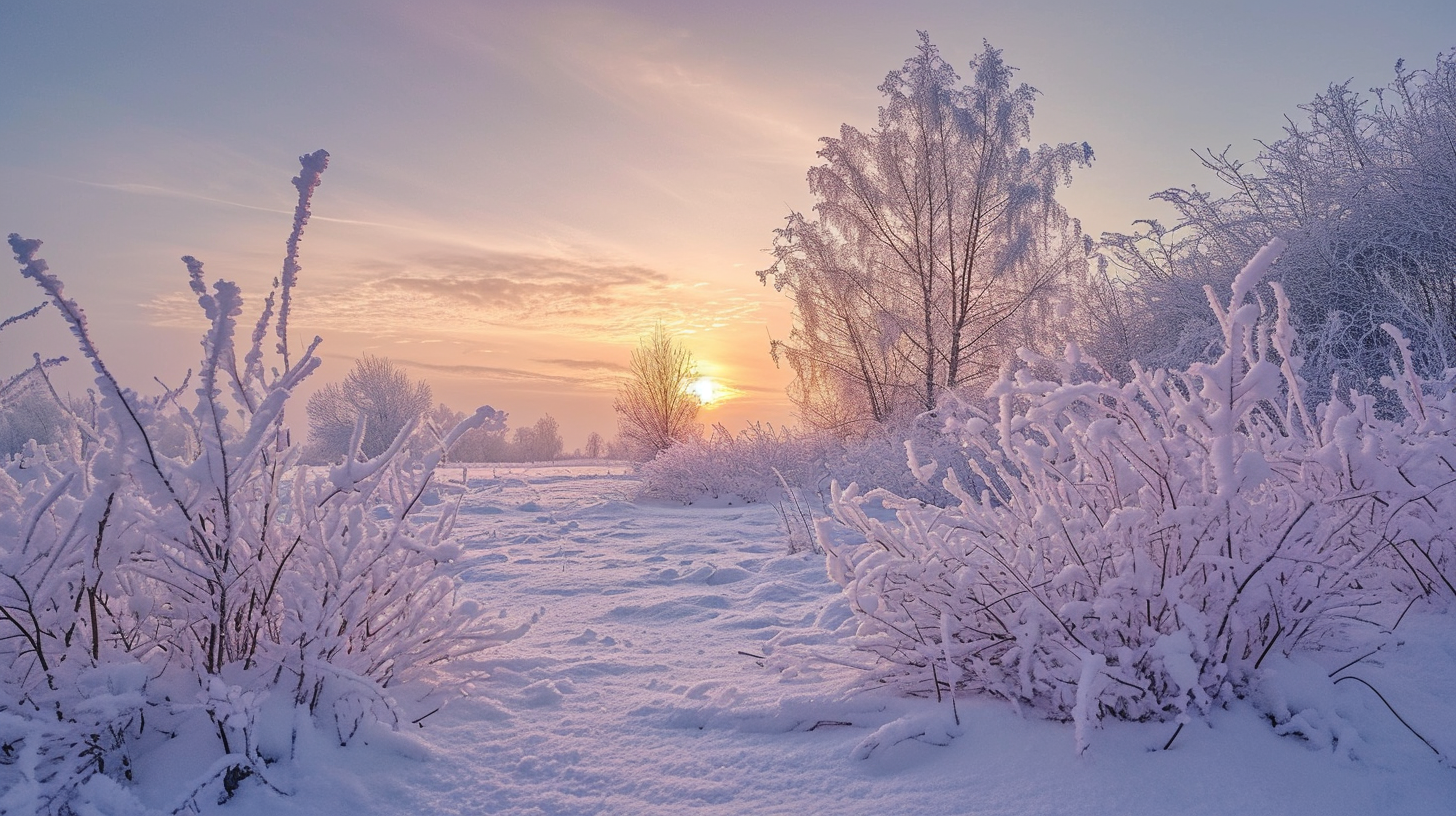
758, 34, 1092, 432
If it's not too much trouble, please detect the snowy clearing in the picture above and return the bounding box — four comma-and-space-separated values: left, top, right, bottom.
131, 465, 1456, 815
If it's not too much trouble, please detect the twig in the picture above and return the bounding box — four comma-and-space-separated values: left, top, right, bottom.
1327, 648, 1382, 678
1391, 594, 1425, 631
1162, 721, 1185, 751
1333, 675, 1441, 757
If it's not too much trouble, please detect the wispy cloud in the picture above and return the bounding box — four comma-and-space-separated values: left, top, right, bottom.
143, 248, 763, 343
72, 178, 413, 230
533, 357, 629, 373
389, 357, 617, 389
721, 380, 788, 395
362, 252, 669, 313
305, 251, 760, 341
533, 7, 823, 165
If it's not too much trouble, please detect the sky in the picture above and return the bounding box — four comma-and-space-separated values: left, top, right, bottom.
3, 0, 1454, 450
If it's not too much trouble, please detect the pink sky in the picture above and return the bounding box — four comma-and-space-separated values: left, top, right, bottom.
4, 1, 1454, 449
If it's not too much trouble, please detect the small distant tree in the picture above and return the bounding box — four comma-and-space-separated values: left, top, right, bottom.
512, 414, 564, 462
584, 431, 604, 459
605, 435, 633, 460
537, 414, 563, 460
426, 402, 465, 433
614, 324, 701, 458
447, 419, 511, 462
307, 354, 432, 461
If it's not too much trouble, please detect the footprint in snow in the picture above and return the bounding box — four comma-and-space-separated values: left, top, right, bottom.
653, 565, 751, 585
704, 566, 752, 585
515, 678, 574, 708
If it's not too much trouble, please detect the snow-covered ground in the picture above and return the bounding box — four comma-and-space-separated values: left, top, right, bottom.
188, 465, 1456, 815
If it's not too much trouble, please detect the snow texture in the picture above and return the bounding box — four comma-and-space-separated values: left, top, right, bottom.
160, 464, 1456, 815
822, 239, 1456, 730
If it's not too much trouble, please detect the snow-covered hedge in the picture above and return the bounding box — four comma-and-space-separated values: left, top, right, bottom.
823, 240, 1456, 745
637, 422, 833, 504
636, 413, 976, 508
0, 153, 522, 813
634, 415, 981, 558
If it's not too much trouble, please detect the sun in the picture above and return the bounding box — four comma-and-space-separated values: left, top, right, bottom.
687, 376, 720, 405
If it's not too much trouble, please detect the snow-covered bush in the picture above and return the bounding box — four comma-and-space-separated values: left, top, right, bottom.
824, 239, 1456, 744
636, 416, 978, 557
637, 422, 832, 504
825, 410, 980, 508
0, 383, 71, 460
637, 414, 975, 508
1, 305, 74, 460
1, 152, 522, 813
1093, 52, 1456, 406
305, 354, 433, 463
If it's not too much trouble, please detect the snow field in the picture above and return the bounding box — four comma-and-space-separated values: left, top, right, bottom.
213, 465, 1456, 815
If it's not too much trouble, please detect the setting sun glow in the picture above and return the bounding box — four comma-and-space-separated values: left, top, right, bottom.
687, 376, 721, 405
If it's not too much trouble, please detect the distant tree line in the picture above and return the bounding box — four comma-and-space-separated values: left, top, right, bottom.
445, 411, 565, 463
301, 354, 616, 464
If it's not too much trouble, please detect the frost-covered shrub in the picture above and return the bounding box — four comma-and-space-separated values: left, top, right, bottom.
0, 311, 74, 459
1, 153, 522, 813
826, 410, 979, 508
637, 422, 833, 504
824, 239, 1456, 743
305, 354, 434, 463
0, 386, 71, 460
637, 414, 976, 508
1094, 53, 1456, 406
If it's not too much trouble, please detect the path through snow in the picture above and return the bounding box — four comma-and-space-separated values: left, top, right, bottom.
215, 465, 1456, 815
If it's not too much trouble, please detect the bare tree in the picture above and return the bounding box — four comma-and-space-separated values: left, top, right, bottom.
614, 324, 701, 458
759, 34, 1092, 432
306, 354, 432, 461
